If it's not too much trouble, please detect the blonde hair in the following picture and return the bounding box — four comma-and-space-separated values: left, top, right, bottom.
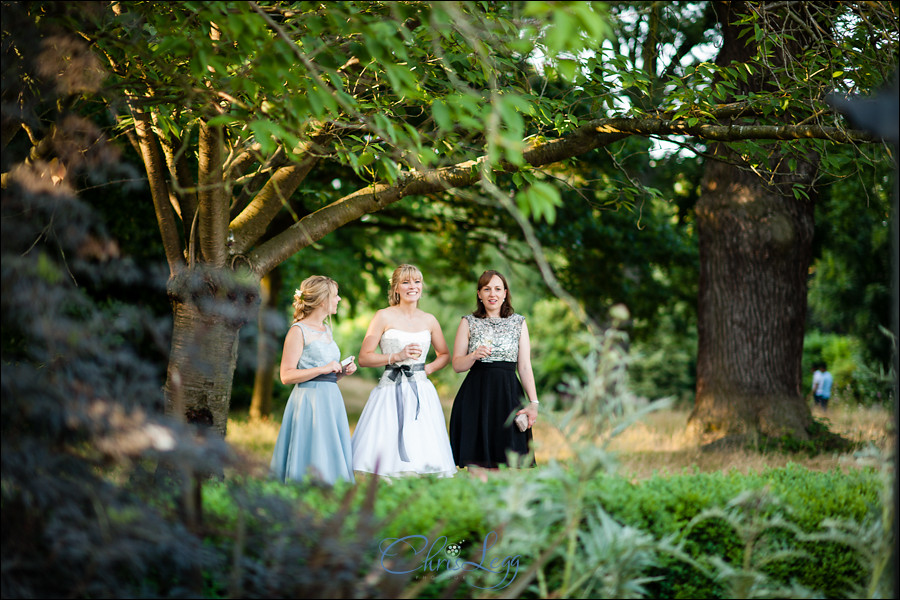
292, 275, 338, 323
388, 264, 424, 306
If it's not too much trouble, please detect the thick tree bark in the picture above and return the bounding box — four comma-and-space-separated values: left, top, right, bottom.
164, 266, 259, 437
689, 152, 816, 441
687, 1, 823, 442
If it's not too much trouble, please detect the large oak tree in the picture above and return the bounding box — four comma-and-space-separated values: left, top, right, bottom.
3, 1, 894, 437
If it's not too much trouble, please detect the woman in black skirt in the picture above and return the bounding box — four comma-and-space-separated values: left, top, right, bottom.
449, 270, 539, 469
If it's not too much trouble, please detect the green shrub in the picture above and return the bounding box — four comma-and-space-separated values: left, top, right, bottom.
802, 330, 895, 406
200, 465, 885, 599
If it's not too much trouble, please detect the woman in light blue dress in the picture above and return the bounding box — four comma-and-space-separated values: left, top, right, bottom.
270, 275, 357, 485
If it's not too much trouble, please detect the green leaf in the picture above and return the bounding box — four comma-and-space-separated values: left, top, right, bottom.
357, 152, 375, 167
205, 114, 234, 128
432, 100, 452, 131
558, 59, 578, 82
249, 119, 286, 154
518, 181, 562, 225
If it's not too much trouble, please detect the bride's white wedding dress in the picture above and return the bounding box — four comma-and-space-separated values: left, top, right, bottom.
351, 329, 456, 477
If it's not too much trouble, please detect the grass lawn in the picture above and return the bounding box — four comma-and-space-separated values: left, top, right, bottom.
226, 376, 895, 478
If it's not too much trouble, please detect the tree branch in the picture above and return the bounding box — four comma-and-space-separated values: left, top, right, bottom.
593, 117, 879, 143
152, 115, 198, 228
229, 145, 288, 217
198, 118, 227, 266
248, 113, 880, 275
224, 142, 263, 183
127, 100, 185, 274
229, 155, 319, 255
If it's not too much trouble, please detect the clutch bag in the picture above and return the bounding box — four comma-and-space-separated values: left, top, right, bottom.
514, 413, 529, 432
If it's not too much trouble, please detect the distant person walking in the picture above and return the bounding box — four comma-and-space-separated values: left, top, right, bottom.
811, 361, 833, 410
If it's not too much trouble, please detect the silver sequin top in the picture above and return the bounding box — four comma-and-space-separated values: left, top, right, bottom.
465, 313, 525, 363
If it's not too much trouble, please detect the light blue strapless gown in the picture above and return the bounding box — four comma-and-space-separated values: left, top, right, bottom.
270, 322, 354, 485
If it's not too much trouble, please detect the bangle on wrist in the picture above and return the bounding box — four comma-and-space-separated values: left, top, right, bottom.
530, 399, 540, 404
388, 353, 393, 365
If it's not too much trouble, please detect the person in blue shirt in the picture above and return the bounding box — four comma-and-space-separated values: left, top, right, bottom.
811, 361, 834, 410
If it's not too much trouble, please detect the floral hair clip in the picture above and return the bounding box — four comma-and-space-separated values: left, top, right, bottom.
294, 289, 303, 299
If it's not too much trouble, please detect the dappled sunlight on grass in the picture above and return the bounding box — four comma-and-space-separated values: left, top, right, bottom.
601, 403, 896, 479
228, 391, 895, 481
815, 402, 896, 447
225, 414, 281, 475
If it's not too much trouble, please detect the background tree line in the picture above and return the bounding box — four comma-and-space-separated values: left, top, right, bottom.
2, 1, 896, 597
2, 1, 895, 437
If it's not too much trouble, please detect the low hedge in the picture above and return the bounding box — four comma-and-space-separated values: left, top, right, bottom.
201, 464, 884, 598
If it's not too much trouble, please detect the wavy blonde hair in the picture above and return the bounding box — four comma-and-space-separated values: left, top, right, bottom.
292, 275, 338, 323
388, 264, 424, 306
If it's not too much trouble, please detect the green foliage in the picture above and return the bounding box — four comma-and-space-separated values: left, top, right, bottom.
1, 136, 226, 598
193, 477, 417, 598
808, 153, 894, 371
528, 297, 593, 400
520, 136, 700, 336
596, 466, 884, 599
803, 330, 895, 406
628, 301, 698, 405
87, 0, 612, 187
198, 463, 887, 599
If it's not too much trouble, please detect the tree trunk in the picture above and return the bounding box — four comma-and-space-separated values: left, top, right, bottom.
687, 1, 823, 442
689, 154, 815, 442
164, 266, 259, 437
249, 268, 282, 420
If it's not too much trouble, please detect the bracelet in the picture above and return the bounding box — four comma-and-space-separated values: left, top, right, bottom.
530, 399, 540, 404
387, 353, 394, 365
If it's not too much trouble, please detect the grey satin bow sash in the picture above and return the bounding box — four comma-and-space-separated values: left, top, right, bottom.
385, 363, 424, 462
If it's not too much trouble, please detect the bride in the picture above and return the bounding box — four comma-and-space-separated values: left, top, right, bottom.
351, 264, 457, 478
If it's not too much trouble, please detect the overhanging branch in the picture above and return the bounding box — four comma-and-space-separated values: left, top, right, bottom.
594, 117, 879, 143
248, 114, 880, 275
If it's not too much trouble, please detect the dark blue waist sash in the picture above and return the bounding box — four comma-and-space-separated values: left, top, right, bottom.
299, 372, 338, 385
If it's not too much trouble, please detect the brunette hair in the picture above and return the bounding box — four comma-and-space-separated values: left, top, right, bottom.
473, 270, 514, 318
291, 275, 337, 323
388, 264, 424, 306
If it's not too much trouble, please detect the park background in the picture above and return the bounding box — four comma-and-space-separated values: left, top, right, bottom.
2, 1, 897, 598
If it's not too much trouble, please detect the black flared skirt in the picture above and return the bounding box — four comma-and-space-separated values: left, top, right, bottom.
449, 361, 534, 468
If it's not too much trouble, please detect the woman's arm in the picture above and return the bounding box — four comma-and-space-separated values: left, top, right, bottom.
451, 317, 492, 372
358, 309, 392, 367
515, 320, 540, 427
424, 314, 450, 376
279, 326, 341, 385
